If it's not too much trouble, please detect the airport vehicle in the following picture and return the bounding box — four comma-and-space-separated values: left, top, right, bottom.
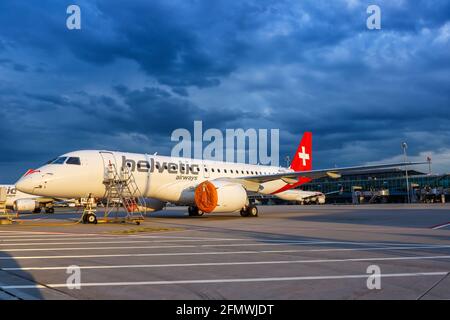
0, 184, 56, 213
15, 133, 424, 219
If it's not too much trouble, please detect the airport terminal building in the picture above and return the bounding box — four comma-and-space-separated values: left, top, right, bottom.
300, 168, 450, 204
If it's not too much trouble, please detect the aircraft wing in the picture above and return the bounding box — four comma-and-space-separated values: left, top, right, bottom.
225, 162, 427, 192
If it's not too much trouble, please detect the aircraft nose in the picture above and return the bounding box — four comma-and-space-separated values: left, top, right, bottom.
16, 169, 43, 194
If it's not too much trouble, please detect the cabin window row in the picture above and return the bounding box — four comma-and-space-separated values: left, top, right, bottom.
153, 163, 269, 176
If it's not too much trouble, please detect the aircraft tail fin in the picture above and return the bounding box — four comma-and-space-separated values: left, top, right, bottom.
290, 132, 312, 172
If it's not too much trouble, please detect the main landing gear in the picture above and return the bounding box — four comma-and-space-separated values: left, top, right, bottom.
45, 207, 55, 214
188, 206, 204, 217
240, 204, 258, 217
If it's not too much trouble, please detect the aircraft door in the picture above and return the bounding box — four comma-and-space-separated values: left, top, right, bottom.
99, 152, 118, 179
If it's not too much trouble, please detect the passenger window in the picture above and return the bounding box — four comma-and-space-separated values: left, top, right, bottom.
66, 157, 81, 165
224, 169, 227, 173
212, 168, 215, 172
218, 169, 221, 173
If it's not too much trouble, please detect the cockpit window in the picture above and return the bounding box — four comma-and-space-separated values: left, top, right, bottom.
66, 157, 81, 165
51, 157, 67, 164
45, 158, 57, 164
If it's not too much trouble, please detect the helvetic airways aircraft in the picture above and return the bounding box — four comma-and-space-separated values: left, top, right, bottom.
0, 184, 56, 213
16, 133, 423, 217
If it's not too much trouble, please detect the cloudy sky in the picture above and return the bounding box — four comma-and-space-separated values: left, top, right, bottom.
0, 0, 449, 182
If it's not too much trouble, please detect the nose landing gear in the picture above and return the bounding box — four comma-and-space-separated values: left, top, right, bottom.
82, 213, 98, 224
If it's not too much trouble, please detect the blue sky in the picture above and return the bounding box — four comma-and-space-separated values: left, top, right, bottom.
0, 0, 449, 182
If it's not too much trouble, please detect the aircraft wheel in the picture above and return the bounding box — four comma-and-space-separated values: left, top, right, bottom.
188, 206, 202, 217
247, 205, 258, 217
188, 206, 196, 216
45, 207, 55, 214
87, 213, 97, 224
240, 208, 249, 217
33, 208, 41, 214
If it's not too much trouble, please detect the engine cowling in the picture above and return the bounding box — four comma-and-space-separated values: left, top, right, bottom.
13, 199, 39, 212
138, 198, 166, 212
194, 180, 248, 213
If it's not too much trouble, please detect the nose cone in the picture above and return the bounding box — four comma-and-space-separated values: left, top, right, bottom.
16, 176, 35, 194
16, 170, 42, 194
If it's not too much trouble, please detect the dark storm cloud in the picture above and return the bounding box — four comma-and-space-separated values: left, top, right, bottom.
0, 0, 449, 181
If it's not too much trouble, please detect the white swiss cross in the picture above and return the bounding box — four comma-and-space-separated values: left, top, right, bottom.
298, 146, 310, 166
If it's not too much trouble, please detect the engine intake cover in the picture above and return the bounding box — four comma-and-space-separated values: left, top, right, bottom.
194, 181, 218, 213
194, 180, 248, 213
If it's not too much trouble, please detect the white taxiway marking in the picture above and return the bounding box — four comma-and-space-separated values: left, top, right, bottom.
1, 272, 447, 289
1, 244, 450, 260
1, 241, 449, 252
432, 222, 450, 230
0, 236, 246, 242
4, 255, 450, 271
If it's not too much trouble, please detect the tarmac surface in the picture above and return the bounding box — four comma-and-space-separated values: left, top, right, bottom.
0, 204, 449, 300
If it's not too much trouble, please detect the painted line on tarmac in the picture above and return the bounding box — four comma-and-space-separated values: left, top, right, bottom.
1, 236, 443, 249
0, 235, 247, 241
2, 241, 448, 252
4, 255, 450, 271
1, 272, 447, 289
1, 244, 450, 260
431, 222, 450, 230
1, 239, 247, 246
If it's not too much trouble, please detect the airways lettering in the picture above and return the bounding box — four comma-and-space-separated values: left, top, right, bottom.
122, 156, 199, 175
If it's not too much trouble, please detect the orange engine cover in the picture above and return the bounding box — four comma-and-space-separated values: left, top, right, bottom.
194, 181, 218, 213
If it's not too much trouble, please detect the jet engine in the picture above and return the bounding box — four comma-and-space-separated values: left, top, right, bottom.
194, 180, 248, 213
139, 198, 166, 212
13, 199, 39, 212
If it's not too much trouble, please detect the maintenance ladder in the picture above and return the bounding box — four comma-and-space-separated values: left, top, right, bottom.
81, 162, 146, 224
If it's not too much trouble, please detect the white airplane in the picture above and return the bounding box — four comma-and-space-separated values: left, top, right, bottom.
275, 189, 326, 205
15, 132, 424, 220
0, 184, 56, 213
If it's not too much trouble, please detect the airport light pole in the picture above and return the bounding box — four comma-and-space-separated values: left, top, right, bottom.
402, 142, 410, 203
285, 155, 291, 168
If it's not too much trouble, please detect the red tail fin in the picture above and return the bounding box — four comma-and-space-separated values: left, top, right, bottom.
290, 132, 312, 172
